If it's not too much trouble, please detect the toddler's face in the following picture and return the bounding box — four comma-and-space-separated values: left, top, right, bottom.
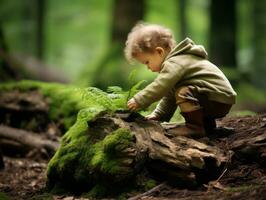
135, 48, 165, 72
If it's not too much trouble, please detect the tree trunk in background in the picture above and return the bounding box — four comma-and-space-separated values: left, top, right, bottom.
21, 0, 35, 56
92, 0, 145, 89
252, 1, 266, 89
209, 0, 236, 68
111, 0, 145, 44
179, 0, 187, 39
0, 25, 19, 81
21, 0, 45, 60
35, 0, 46, 59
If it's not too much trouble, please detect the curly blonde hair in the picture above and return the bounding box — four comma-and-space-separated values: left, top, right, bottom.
124, 22, 176, 62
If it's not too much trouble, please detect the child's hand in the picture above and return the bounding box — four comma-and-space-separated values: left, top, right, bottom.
145, 113, 160, 121
127, 98, 139, 111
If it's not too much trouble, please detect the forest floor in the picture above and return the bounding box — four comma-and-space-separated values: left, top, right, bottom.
1, 114, 266, 200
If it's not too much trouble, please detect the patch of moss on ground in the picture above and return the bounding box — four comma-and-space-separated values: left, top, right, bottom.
0, 192, 10, 200
90, 127, 133, 174
143, 179, 157, 191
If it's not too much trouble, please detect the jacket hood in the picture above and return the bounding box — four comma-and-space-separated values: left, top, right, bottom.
165, 37, 208, 60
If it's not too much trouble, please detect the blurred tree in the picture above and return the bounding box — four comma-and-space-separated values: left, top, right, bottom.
0, 25, 19, 82
178, 0, 187, 39
21, 0, 35, 56
20, 0, 46, 59
209, 0, 236, 68
0, 23, 67, 83
35, 0, 46, 59
251, 0, 266, 89
111, 0, 144, 44
92, 0, 145, 89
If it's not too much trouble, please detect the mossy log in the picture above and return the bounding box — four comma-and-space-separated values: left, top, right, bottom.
47, 111, 228, 195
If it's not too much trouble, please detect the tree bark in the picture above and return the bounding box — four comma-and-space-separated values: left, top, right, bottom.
46, 112, 229, 193
116, 113, 228, 184
93, 114, 228, 185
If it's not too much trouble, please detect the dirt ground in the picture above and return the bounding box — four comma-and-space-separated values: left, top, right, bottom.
1, 113, 266, 200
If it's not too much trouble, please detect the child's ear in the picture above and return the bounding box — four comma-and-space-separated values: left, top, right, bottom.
155, 47, 165, 56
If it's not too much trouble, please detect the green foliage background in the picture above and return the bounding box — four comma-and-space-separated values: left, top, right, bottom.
1, 0, 265, 112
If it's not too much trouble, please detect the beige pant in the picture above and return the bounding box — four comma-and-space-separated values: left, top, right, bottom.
175, 86, 232, 119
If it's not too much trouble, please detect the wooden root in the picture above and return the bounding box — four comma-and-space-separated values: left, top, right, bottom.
0, 125, 59, 157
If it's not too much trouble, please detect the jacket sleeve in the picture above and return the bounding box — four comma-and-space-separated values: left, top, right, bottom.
152, 88, 177, 122
133, 60, 184, 108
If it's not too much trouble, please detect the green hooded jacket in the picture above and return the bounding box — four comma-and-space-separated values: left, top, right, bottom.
133, 38, 237, 118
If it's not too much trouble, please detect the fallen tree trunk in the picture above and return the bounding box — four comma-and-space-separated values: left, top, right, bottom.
47, 111, 228, 194
0, 125, 59, 157
0, 48, 69, 83
128, 115, 227, 184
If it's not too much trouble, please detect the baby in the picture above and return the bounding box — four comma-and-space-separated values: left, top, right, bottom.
125, 23, 236, 138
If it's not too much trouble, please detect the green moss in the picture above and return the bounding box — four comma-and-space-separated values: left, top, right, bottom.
47, 105, 134, 194
84, 184, 108, 198
90, 128, 133, 174
0, 192, 10, 200
144, 179, 157, 191
0, 80, 131, 130
49, 183, 71, 195
0, 80, 145, 195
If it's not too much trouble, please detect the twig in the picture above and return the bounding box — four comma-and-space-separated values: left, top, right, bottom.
128, 182, 167, 200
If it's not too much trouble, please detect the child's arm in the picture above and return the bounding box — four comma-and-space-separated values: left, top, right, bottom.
127, 98, 139, 111
151, 89, 177, 122
133, 60, 184, 108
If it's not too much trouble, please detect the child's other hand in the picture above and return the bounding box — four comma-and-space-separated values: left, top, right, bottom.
127, 98, 139, 111
145, 113, 160, 121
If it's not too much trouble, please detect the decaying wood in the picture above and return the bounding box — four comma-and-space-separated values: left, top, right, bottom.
93, 112, 228, 184
231, 131, 266, 164
0, 125, 59, 156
